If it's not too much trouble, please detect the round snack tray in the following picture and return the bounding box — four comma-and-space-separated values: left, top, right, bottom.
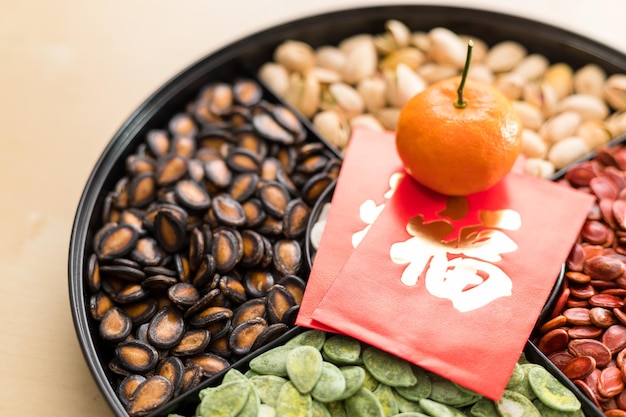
68, 5, 626, 417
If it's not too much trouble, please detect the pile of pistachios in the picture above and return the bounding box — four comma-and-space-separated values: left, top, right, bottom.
169, 329, 586, 417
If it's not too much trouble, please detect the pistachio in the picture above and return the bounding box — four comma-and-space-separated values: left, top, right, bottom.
427, 27, 466, 69
605, 73, 626, 111
574, 63, 606, 98
273, 40, 316, 73
484, 41, 527, 73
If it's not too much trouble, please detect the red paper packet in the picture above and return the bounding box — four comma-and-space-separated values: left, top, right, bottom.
297, 127, 404, 330
310, 148, 594, 400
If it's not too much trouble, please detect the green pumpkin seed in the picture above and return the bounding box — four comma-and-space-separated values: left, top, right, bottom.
469, 398, 500, 417
311, 399, 331, 417
373, 383, 399, 416
495, 390, 541, 417
532, 400, 584, 417
344, 387, 385, 417
418, 398, 467, 417
311, 361, 346, 403
393, 391, 424, 413
286, 345, 323, 394
390, 413, 430, 417
275, 381, 312, 417
285, 329, 326, 350
505, 363, 524, 389
238, 382, 261, 417
197, 380, 250, 417
245, 369, 260, 378
326, 401, 347, 417
428, 374, 481, 407
336, 366, 366, 400
362, 347, 417, 387
506, 364, 539, 400
322, 335, 362, 364
250, 375, 288, 407
222, 368, 248, 384
249, 345, 294, 377
394, 367, 431, 401
362, 367, 379, 391
527, 366, 581, 412
257, 404, 277, 417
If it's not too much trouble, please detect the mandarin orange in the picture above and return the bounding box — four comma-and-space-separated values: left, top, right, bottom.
395, 46, 523, 196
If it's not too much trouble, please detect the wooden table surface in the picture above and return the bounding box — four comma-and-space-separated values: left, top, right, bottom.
1, 0, 624, 415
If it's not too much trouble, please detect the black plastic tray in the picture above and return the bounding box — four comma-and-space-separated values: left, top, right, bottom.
68, 5, 626, 417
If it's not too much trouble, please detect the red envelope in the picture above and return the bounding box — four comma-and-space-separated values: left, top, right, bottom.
297, 127, 404, 330
311, 162, 594, 400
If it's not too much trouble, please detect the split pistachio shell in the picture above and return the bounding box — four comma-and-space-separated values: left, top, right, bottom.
312, 111, 350, 149
324, 82, 365, 118
284, 72, 320, 118
605, 73, 626, 111
362, 346, 417, 387
385, 19, 412, 49
547, 136, 590, 169
258, 63, 290, 96
426, 27, 466, 68
467, 63, 494, 85
527, 366, 581, 412
379, 47, 425, 72
511, 54, 549, 81
543, 63, 574, 99
315, 46, 347, 73
350, 114, 385, 132
495, 72, 526, 101
521, 129, 547, 159
340, 36, 377, 84
286, 346, 323, 394
416, 62, 458, 84
485, 41, 527, 73
274, 40, 316, 73
540, 111, 581, 144
523, 82, 558, 118
308, 66, 342, 84
555, 94, 610, 121
574, 63, 606, 98
385, 63, 427, 107
511, 101, 544, 131
576, 119, 611, 150
357, 76, 387, 112
524, 158, 555, 179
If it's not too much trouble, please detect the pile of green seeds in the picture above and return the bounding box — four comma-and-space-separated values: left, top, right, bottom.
169, 329, 585, 417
